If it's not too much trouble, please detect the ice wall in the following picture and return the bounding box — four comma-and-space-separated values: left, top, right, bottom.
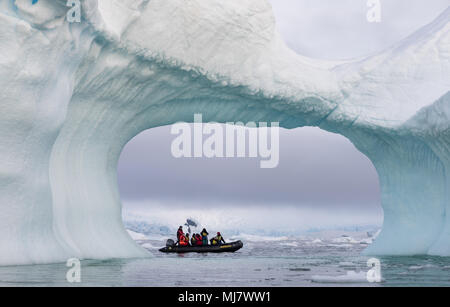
0, 0, 449, 265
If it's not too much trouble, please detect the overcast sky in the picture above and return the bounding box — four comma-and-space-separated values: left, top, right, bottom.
118, 1, 449, 218
270, 0, 449, 59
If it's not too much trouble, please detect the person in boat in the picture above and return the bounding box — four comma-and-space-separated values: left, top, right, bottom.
210, 232, 226, 246
178, 233, 188, 247
195, 233, 203, 246
177, 226, 184, 241
191, 233, 197, 246
201, 228, 209, 246
185, 233, 191, 246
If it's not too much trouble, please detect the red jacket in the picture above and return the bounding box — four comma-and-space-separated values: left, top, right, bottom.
195, 235, 203, 245
177, 229, 184, 239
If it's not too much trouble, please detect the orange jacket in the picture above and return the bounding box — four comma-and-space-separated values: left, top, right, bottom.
179, 235, 188, 246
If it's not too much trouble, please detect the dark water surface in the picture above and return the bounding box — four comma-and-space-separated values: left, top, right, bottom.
1, 237, 449, 287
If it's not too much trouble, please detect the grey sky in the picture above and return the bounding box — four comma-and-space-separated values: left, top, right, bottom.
118, 1, 449, 213
270, 0, 449, 59
119, 126, 380, 208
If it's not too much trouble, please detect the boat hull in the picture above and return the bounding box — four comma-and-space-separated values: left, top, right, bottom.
159, 240, 243, 253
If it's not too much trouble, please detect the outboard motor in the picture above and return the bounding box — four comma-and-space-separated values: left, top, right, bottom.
166, 239, 175, 247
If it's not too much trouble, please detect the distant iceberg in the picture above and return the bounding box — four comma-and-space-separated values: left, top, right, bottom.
0, 0, 449, 265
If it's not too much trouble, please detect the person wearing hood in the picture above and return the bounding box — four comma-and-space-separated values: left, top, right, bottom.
177, 226, 184, 241
191, 233, 198, 246
201, 228, 209, 246
210, 232, 226, 246
178, 232, 188, 247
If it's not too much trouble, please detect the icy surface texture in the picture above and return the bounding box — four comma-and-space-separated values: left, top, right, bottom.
0, 0, 449, 264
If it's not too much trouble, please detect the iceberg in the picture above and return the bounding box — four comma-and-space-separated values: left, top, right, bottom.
0, 0, 449, 265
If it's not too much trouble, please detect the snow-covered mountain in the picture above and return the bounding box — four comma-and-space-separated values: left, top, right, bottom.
0, 0, 449, 265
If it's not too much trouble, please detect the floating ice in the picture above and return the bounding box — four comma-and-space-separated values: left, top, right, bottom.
311, 271, 369, 284
279, 242, 299, 247
126, 230, 149, 242
230, 234, 290, 242
332, 237, 360, 244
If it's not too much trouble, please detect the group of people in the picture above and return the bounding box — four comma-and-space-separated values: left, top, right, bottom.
176, 226, 226, 247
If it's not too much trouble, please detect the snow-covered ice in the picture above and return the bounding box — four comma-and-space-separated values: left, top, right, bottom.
0, 0, 449, 265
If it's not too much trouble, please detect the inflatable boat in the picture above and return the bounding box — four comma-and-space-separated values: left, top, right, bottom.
159, 240, 243, 253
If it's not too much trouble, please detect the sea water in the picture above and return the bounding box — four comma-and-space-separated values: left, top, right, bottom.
0, 232, 449, 287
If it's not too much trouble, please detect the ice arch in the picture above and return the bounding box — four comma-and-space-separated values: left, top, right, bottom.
0, 0, 449, 265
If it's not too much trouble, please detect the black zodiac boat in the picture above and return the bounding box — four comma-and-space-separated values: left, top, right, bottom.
159, 239, 243, 253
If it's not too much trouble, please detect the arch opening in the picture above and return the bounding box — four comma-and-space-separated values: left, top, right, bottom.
118, 125, 383, 248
